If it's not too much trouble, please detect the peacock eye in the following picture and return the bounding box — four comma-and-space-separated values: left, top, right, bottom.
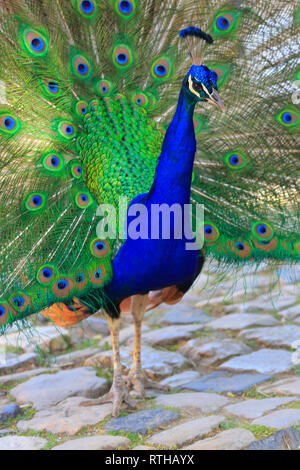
193, 82, 203, 92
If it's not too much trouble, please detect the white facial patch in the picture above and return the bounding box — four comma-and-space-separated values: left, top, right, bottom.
188, 75, 200, 98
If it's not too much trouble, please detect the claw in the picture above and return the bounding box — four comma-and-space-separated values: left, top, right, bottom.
79, 377, 137, 417
126, 369, 171, 398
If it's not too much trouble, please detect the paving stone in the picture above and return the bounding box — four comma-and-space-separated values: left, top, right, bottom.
68, 317, 110, 343
147, 415, 225, 447
52, 435, 130, 450
159, 308, 210, 325
154, 392, 232, 413
224, 397, 299, 420
276, 265, 300, 284
132, 445, 157, 450
248, 428, 300, 450
180, 337, 252, 366
208, 313, 279, 331
50, 348, 99, 368
0, 403, 22, 423
295, 316, 300, 325
0, 352, 40, 374
142, 324, 203, 347
239, 325, 300, 349
181, 371, 272, 395
252, 409, 300, 429
10, 367, 110, 410
220, 349, 294, 375
160, 371, 202, 388
183, 428, 256, 450
0, 367, 50, 385
278, 305, 300, 320
225, 295, 298, 314
17, 397, 112, 435
0, 430, 14, 436
104, 408, 180, 436
0, 326, 71, 354
86, 346, 191, 378
0, 436, 47, 450
258, 377, 300, 396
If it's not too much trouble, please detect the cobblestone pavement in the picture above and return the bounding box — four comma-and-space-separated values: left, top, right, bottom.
0, 263, 299, 450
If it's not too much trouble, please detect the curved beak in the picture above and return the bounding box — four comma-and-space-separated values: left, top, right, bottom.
206, 89, 225, 112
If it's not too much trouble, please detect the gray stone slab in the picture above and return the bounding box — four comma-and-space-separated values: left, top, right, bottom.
142, 324, 203, 347
224, 397, 299, 420
10, 367, 110, 410
278, 305, 300, 320
258, 377, 300, 396
276, 266, 300, 284
104, 408, 180, 436
208, 313, 279, 331
160, 371, 202, 388
228, 294, 298, 314
248, 428, 300, 450
180, 337, 252, 366
0, 353, 40, 374
0, 326, 71, 354
17, 397, 112, 435
0, 436, 47, 450
160, 308, 210, 325
183, 428, 256, 450
67, 317, 110, 343
0, 403, 22, 423
239, 325, 300, 348
154, 392, 232, 413
147, 415, 225, 447
252, 409, 300, 429
52, 435, 130, 450
50, 348, 99, 368
181, 371, 272, 395
220, 349, 294, 375
0, 368, 50, 385
86, 346, 191, 378
295, 316, 300, 325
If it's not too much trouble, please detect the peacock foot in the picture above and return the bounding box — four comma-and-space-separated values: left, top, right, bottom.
79, 375, 137, 417
125, 368, 171, 399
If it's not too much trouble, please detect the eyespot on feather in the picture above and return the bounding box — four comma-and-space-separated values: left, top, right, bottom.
70, 160, 83, 179
10, 293, 32, 313
90, 265, 107, 287
75, 100, 88, 116
43, 78, 61, 96
74, 272, 89, 291
43, 153, 64, 172
115, 0, 136, 18
201, 222, 220, 244
277, 109, 299, 128
90, 239, 111, 258
112, 45, 133, 69
73, 55, 91, 78
227, 240, 252, 259
132, 93, 149, 107
151, 58, 171, 80
253, 237, 278, 252
37, 265, 56, 285
252, 221, 273, 241
52, 278, 74, 298
25, 193, 46, 211
0, 302, 11, 326
0, 114, 20, 135
97, 80, 113, 96
225, 153, 246, 169
75, 191, 93, 209
22, 29, 48, 56
58, 121, 77, 140
213, 12, 237, 34
77, 0, 97, 17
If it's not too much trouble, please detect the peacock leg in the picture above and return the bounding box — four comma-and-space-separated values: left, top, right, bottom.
80, 314, 136, 417
126, 295, 170, 397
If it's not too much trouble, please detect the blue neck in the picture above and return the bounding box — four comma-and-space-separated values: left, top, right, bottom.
148, 89, 196, 206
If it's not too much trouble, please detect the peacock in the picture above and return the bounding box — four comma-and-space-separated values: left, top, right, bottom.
0, 0, 299, 417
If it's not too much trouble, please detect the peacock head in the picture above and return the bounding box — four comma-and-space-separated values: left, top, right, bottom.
183, 64, 225, 111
